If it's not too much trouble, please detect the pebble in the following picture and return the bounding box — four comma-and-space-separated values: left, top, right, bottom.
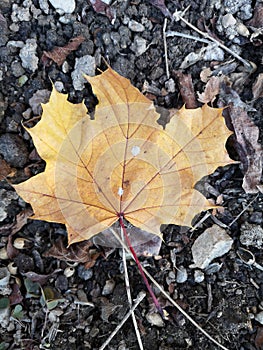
48, 0, 76, 14
19, 39, 39, 73
0, 133, 29, 167
0, 189, 18, 221
78, 265, 93, 280
255, 311, 263, 325
71, 55, 96, 90
0, 267, 11, 296
191, 225, 233, 269
249, 212, 263, 225
11, 61, 25, 78
39, 0, 49, 14
176, 266, 188, 283
130, 36, 147, 56
128, 20, 145, 32
240, 223, 263, 249
55, 274, 69, 292
102, 279, 115, 295
194, 270, 205, 283
146, 312, 164, 327
11, 3, 31, 22
165, 78, 176, 93
203, 44, 224, 61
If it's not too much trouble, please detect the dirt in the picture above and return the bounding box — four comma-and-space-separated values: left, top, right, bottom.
0, 0, 263, 349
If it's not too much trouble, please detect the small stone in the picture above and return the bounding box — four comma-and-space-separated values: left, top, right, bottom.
222, 14, 237, 28
71, 55, 96, 90
48, 0, 75, 14
191, 225, 233, 269
11, 3, 31, 22
249, 212, 263, 225
176, 266, 188, 283
0, 133, 29, 168
78, 265, 93, 280
39, 0, 49, 14
0, 268, 11, 296
165, 78, 176, 93
130, 36, 147, 56
255, 311, 263, 325
240, 223, 263, 249
194, 270, 204, 283
128, 20, 145, 32
146, 312, 164, 327
0, 189, 18, 221
166, 271, 176, 285
203, 44, 224, 61
19, 39, 39, 72
55, 274, 69, 292
102, 279, 115, 295
11, 61, 25, 78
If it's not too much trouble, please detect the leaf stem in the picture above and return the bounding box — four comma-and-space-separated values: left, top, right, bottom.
118, 216, 163, 316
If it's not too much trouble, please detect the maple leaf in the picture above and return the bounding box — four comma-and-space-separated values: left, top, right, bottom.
13, 68, 233, 245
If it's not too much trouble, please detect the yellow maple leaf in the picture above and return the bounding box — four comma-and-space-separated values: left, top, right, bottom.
14, 68, 233, 245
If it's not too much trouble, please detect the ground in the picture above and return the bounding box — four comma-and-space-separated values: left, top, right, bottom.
0, 0, 263, 349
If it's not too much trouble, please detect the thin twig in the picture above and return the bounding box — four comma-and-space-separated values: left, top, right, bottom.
166, 30, 211, 44
229, 194, 259, 227
120, 224, 144, 350
163, 18, 170, 79
173, 7, 253, 71
112, 230, 230, 350
99, 292, 146, 350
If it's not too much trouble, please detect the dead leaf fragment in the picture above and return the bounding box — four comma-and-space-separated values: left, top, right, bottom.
0, 159, 12, 180
44, 237, 101, 267
13, 67, 233, 246
222, 87, 263, 193
198, 76, 222, 104
42, 36, 85, 66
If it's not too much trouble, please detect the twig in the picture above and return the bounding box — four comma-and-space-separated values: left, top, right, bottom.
120, 224, 144, 350
229, 194, 259, 227
99, 292, 146, 350
163, 18, 170, 79
113, 231, 230, 350
173, 7, 253, 71
166, 30, 211, 44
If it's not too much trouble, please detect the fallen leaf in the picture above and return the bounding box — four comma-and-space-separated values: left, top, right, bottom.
13, 67, 233, 246
221, 87, 263, 193
198, 76, 222, 104
255, 326, 263, 350
247, 2, 263, 28
89, 0, 116, 24
44, 237, 101, 266
42, 36, 85, 66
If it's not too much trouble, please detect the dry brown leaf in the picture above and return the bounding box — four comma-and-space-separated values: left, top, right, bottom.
13, 68, 233, 245
221, 87, 263, 193
0, 158, 15, 180
42, 36, 85, 66
198, 76, 222, 104
44, 237, 101, 266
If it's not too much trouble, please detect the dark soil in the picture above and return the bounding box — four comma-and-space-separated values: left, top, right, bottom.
0, 0, 263, 349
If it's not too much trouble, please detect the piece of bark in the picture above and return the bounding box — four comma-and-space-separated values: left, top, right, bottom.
173, 70, 197, 108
